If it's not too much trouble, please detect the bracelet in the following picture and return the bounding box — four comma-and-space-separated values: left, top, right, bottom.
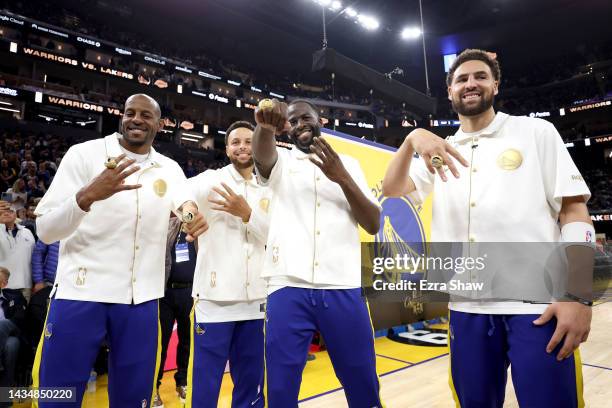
564, 292, 593, 306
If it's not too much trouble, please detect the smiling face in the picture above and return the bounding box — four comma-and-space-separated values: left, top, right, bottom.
0, 209, 16, 226
287, 102, 322, 153
120, 94, 163, 152
448, 59, 498, 117
226, 127, 254, 169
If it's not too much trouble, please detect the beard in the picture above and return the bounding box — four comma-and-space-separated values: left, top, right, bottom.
290, 124, 321, 153
230, 156, 254, 169
451, 92, 495, 116
121, 128, 154, 147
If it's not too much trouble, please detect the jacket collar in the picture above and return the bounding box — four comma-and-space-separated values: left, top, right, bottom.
226, 164, 257, 186
105, 133, 162, 167
451, 112, 510, 144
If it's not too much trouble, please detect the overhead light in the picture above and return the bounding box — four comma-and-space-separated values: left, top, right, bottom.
318, 0, 331, 6
358, 14, 379, 30
0, 107, 20, 113
345, 7, 357, 17
181, 137, 200, 143
330, 1, 342, 11
401, 27, 422, 40
182, 132, 204, 139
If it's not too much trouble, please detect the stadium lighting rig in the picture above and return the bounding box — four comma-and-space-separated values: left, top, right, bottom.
401, 27, 422, 40
311, 0, 380, 32
311, 0, 430, 96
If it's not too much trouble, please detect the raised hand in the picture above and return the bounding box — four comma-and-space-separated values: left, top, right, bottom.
254, 98, 289, 134
208, 182, 252, 223
180, 201, 208, 242
406, 129, 469, 181
308, 137, 349, 184
76, 154, 142, 211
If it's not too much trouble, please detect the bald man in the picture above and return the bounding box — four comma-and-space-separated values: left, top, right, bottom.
32, 94, 208, 407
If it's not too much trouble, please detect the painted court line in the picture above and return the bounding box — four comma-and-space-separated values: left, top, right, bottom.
298, 353, 448, 403
375, 353, 414, 365
583, 363, 612, 371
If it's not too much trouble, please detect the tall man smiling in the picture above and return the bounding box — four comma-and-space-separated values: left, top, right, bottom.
252, 99, 383, 407
32, 94, 208, 408
383, 49, 593, 408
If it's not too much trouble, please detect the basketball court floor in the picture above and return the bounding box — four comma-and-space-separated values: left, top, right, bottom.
50, 296, 610, 407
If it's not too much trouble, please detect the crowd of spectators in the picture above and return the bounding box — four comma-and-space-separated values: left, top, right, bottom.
4, 0, 612, 131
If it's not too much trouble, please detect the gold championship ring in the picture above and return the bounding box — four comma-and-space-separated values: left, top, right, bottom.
104, 157, 118, 169
430, 155, 444, 169
182, 210, 195, 224
258, 98, 275, 111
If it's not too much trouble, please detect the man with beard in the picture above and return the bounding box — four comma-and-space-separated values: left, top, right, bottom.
252, 100, 383, 407
185, 121, 269, 408
32, 94, 208, 407
383, 49, 593, 408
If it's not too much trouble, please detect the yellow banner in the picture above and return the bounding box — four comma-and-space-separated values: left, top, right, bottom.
322, 130, 432, 245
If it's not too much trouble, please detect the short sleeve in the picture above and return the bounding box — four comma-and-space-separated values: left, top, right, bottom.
255, 148, 286, 187
537, 121, 591, 213
407, 155, 435, 205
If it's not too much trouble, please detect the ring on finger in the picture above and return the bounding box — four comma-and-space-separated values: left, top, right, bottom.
430, 155, 444, 169
258, 98, 274, 111
105, 157, 118, 169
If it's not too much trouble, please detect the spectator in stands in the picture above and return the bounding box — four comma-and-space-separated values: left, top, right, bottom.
31, 240, 58, 295
0, 160, 16, 193
0, 202, 34, 302
5, 179, 27, 211
36, 162, 51, 187
19, 205, 37, 238
27, 240, 58, 352
153, 217, 195, 407
0, 266, 26, 394
25, 178, 46, 200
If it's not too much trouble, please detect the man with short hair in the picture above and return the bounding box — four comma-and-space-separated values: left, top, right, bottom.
32, 94, 208, 407
383, 49, 593, 408
152, 216, 196, 408
186, 121, 269, 408
252, 100, 383, 407
0, 266, 26, 400
0, 201, 34, 301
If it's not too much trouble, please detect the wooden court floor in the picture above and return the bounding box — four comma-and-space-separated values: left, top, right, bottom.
22, 299, 610, 407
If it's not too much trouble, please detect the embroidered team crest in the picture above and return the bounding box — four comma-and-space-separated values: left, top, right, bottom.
44, 323, 53, 338
141, 399, 147, 408
153, 179, 167, 197
259, 198, 270, 213
196, 324, 206, 335
210, 271, 217, 288
496, 149, 523, 170
272, 246, 279, 264
76, 267, 87, 286
586, 231, 593, 242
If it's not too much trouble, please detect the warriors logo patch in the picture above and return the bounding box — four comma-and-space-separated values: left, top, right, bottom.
153, 179, 167, 197
497, 149, 523, 170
